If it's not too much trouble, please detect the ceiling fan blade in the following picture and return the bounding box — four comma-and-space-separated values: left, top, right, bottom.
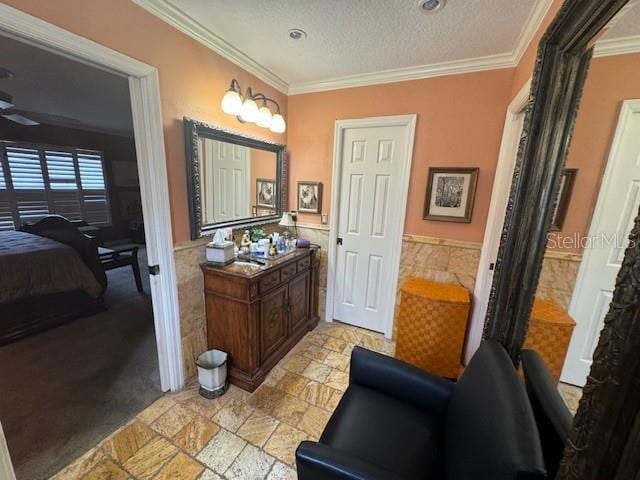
2, 113, 40, 126
0, 67, 13, 80
9, 109, 80, 125
0, 90, 14, 110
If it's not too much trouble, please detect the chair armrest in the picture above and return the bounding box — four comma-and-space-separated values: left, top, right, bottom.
349, 346, 454, 413
296, 441, 405, 480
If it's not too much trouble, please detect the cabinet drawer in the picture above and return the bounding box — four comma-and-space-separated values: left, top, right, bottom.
280, 262, 297, 282
259, 270, 281, 293
297, 256, 311, 271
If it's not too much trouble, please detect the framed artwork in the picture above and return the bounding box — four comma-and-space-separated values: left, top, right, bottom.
424, 167, 479, 223
256, 178, 277, 208
550, 168, 577, 231
298, 181, 322, 214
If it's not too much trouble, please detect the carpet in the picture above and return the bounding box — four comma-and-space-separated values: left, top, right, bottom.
0, 247, 162, 480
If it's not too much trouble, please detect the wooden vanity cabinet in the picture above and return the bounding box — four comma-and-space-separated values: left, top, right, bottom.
201, 249, 319, 391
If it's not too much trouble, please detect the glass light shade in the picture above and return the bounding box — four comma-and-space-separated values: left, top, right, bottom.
221, 89, 242, 116
239, 98, 259, 123
279, 212, 295, 227
270, 113, 286, 133
256, 105, 273, 128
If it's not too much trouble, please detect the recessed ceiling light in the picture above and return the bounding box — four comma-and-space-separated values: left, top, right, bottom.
418, 0, 446, 12
288, 28, 307, 40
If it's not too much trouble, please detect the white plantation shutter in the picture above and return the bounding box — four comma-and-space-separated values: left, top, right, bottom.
78, 151, 110, 225
4, 146, 49, 226
45, 150, 83, 222
0, 159, 14, 231
0, 141, 110, 230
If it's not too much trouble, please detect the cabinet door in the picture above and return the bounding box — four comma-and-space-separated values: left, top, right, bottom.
289, 271, 310, 334
259, 284, 288, 361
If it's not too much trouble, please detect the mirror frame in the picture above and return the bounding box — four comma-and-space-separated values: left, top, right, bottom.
183, 117, 287, 239
481, 0, 638, 478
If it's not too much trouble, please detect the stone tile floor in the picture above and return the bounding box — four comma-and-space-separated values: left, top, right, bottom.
49, 322, 394, 480
50, 320, 581, 479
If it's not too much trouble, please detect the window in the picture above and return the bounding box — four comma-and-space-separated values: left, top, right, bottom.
0, 141, 110, 231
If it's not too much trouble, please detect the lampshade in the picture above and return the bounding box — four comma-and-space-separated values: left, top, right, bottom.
279, 212, 295, 227
240, 98, 259, 123
221, 88, 242, 116
256, 105, 273, 128
270, 113, 286, 133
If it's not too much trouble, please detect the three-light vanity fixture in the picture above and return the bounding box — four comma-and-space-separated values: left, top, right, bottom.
221, 78, 286, 133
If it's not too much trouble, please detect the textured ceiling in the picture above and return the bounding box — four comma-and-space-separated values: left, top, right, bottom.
601, 1, 640, 39
0, 34, 133, 135
167, 0, 537, 86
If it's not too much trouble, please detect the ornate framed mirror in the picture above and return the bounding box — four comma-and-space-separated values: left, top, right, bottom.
481, 0, 638, 477
184, 118, 287, 239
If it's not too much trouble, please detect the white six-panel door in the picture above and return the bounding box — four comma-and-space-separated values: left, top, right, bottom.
329, 116, 416, 335
202, 138, 250, 223
562, 100, 640, 386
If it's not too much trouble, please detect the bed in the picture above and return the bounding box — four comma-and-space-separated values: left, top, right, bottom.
0, 216, 107, 346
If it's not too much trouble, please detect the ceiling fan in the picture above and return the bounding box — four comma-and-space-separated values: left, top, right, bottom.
0, 67, 80, 127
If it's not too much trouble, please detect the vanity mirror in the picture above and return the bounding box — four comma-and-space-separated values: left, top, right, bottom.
184, 118, 286, 239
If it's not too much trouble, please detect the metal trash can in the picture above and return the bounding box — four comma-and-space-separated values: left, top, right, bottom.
196, 349, 228, 399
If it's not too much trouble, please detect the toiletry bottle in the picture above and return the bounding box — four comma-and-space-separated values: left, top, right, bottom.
268, 238, 277, 256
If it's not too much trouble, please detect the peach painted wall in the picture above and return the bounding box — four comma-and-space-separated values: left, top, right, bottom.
288, 69, 515, 243
553, 52, 640, 252
3, 0, 287, 244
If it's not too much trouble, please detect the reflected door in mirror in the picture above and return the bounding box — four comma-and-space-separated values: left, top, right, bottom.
200, 138, 251, 224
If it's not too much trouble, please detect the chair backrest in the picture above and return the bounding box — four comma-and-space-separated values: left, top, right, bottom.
521, 349, 573, 478
443, 340, 546, 480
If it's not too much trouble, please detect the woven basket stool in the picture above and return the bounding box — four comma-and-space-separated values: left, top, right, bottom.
395, 277, 470, 379
523, 299, 576, 383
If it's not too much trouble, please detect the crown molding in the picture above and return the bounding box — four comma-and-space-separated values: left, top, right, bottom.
288, 53, 515, 95
130, 0, 289, 94
594, 35, 640, 57
131, 0, 557, 96
511, 0, 555, 65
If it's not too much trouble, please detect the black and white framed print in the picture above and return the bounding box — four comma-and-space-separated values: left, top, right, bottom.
297, 181, 322, 214
256, 178, 277, 208
424, 167, 479, 223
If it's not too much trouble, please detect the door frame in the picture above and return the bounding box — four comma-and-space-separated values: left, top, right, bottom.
0, 421, 15, 480
562, 99, 640, 384
0, 4, 184, 392
464, 79, 531, 364
325, 115, 417, 338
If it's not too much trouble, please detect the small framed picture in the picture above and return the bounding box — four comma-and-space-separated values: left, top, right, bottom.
424, 167, 479, 223
298, 181, 322, 214
550, 168, 577, 231
256, 178, 276, 208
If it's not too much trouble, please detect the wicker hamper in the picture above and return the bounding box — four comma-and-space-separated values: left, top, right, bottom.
395, 277, 470, 378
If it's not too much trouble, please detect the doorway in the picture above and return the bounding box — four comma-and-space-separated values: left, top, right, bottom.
0, 4, 182, 479
326, 115, 416, 337
561, 99, 640, 386
464, 79, 531, 363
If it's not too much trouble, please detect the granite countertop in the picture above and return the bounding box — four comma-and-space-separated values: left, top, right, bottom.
201, 248, 307, 277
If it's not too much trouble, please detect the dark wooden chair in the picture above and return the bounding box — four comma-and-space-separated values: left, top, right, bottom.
98, 246, 144, 293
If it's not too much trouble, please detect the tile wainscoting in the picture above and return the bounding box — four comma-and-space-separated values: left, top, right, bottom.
172, 225, 583, 379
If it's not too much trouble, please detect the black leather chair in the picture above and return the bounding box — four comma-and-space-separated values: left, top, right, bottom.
521, 349, 574, 478
296, 340, 546, 480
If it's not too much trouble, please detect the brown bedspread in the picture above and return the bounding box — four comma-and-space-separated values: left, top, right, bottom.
0, 230, 102, 304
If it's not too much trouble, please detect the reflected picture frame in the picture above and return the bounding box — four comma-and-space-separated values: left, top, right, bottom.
256, 178, 277, 208
550, 168, 577, 231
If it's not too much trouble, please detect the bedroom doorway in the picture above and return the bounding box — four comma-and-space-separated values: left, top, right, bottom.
0, 5, 182, 480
